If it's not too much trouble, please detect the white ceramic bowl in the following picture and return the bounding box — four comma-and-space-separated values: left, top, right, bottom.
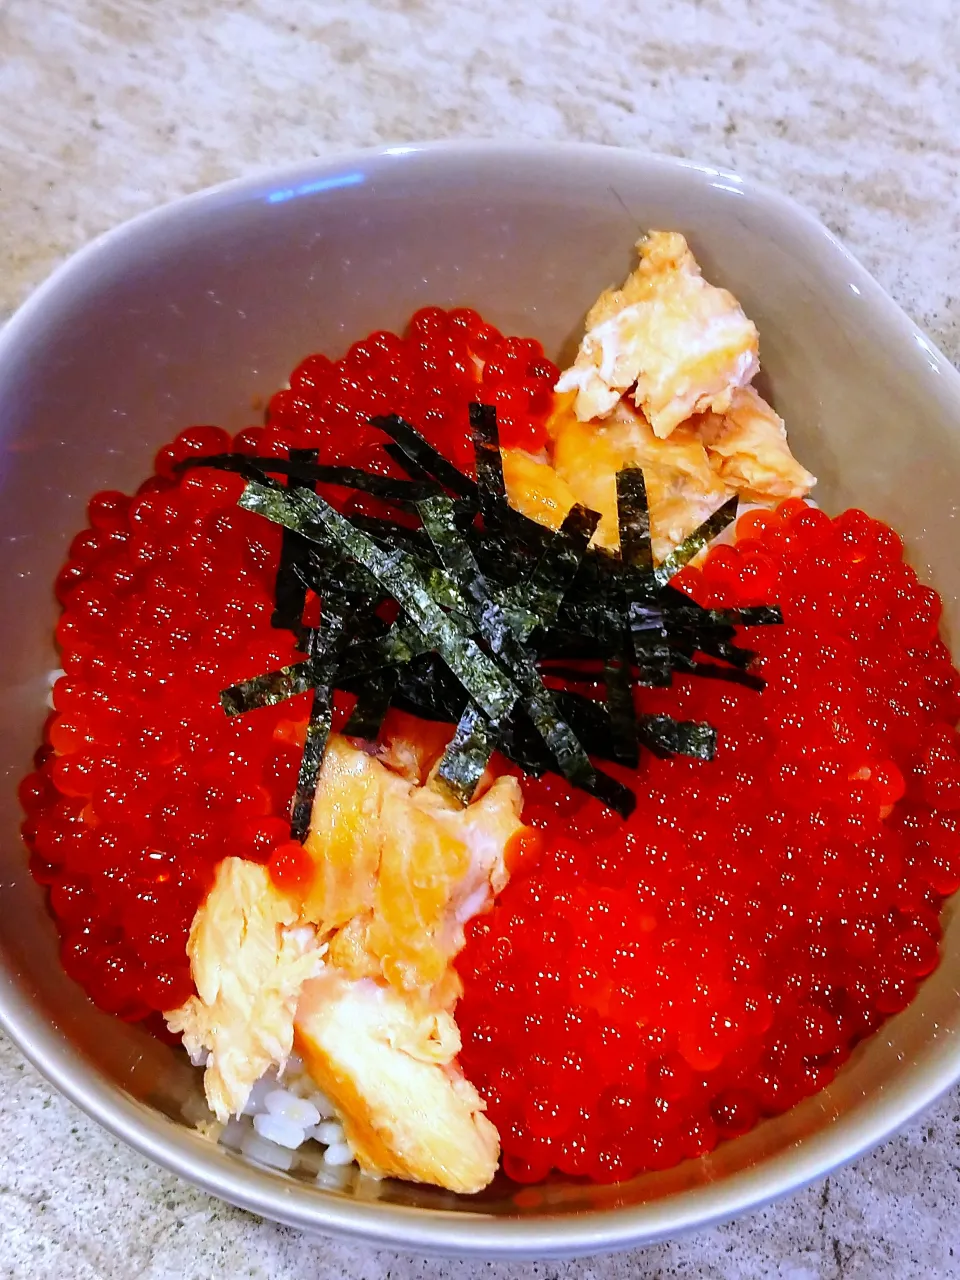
1, 142, 960, 1259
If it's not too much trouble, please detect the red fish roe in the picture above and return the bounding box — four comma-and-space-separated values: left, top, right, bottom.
457, 501, 960, 1184
21, 303, 960, 1186
263, 306, 558, 466
24, 309, 558, 1020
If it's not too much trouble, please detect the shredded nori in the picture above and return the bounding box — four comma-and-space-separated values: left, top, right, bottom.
271, 448, 318, 634
616, 468, 653, 575
176, 400, 783, 837
289, 603, 347, 839
604, 650, 640, 768
654, 496, 740, 585
342, 667, 399, 742
435, 703, 499, 805
470, 402, 507, 527
370, 414, 478, 501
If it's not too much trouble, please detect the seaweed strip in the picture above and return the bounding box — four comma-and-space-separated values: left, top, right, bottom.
390, 655, 469, 723
220, 425, 786, 820
582, 767, 637, 817
290, 606, 348, 840
272, 448, 318, 632
341, 622, 433, 678
469, 402, 507, 526
417, 494, 537, 643
240, 481, 521, 723
343, 668, 399, 741
435, 703, 499, 805
638, 714, 716, 761
177, 452, 441, 504
657, 597, 783, 630
669, 653, 767, 691
503, 504, 600, 639
297, 539, 471, 621
382, 441, 440, 487
692, 634, 758, 670
617, 467, 653, 574
418, 493, 599, 801
221, 660, 314, 716
369, 414, 478, 501
654, 496, 739, 585
604, 650, 639, 767
737, 605, 783, 626
628, 597, 672, 687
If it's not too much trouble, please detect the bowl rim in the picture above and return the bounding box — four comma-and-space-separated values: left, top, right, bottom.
3, 138, 960, 1259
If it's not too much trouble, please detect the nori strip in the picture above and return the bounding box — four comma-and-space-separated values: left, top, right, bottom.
221, 660, 314, 716
628, 597, 672, 687
616, 467, 653, 574
272, 447, 318, 632
502, 503, 600, 640
638, 714, 716, 761
218, 426, 786, 820
296, 538, 471, 621
435, 703, 499, 805
241, 481, 521, 723
691, 633, 757, 670
177, 452, 441, 504
341, 622, 433, 678
654, 496, 739, 585
390, 654, 469, 723
380, 441, 448, 494
343, 668, 399, 741
470, 402, 507, 526
604, 650, 640, 767
418, 492, 600, 802
290, 606, 347, 841
583, 767, 637, 817
370, 414, 478, 501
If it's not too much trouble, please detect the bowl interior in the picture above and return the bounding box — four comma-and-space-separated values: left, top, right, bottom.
2, 144, 960, 1255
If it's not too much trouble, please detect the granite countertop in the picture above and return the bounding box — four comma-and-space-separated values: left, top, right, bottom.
2, 1, 960, 1276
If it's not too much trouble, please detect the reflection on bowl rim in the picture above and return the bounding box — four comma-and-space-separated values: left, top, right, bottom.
2, 140, 960, 1260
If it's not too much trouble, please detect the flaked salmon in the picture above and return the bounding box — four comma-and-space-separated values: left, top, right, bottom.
556, 231, 760, 435
165, 858, 325, 1122
168, 734, 528, 1191
295, 970, 499, 1194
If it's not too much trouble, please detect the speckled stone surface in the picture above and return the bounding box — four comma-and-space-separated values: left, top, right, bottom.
2, 1, 960, 1276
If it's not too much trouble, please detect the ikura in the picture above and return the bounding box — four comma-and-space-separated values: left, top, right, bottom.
20, 310, 960, 1190
457, 501, 960, 1184
23, 308, 557, 1020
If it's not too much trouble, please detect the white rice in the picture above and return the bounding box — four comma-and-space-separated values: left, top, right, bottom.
309, 1119, 346, 1147
252, 1111, 310, 1149
263, 1089, 322, 1128
215, 1055, 360, 1175
240, 1075, 274, 1116
240, 1129, 296, 1172
45, 667, 66, 708
323, 1141, 356, 1167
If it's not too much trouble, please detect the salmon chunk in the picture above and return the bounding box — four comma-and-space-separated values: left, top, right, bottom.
298, 735, 525, 1005
170, 733, 528, 1192
295, 970, 499, 1194
165, 858, 325, 1122
503, 387, 814, 562
699, 386, 816, 502
500, 447, 579, 533
301, 735, 407, 931
556, 231, 760, 436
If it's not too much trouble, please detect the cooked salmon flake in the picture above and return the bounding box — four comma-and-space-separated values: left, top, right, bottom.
556, 231, 760, 436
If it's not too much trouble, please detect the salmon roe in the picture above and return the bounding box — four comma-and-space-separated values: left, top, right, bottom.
22, 308, 960, 1187
20, 309, 558, 1023
456, 502, 960, 1183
